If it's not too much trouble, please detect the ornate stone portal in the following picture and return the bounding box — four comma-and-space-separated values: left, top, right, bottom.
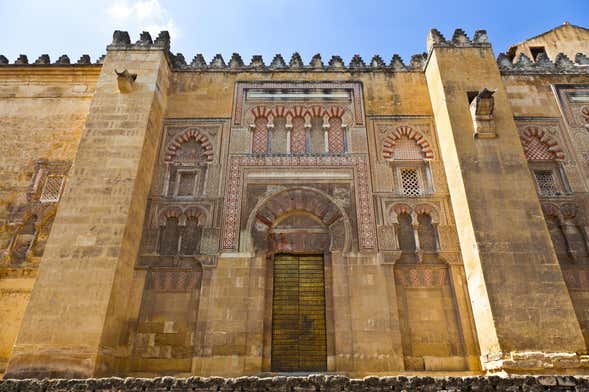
1, 24, 589, 379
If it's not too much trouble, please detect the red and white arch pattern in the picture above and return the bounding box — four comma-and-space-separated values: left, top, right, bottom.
248, 104, 350, 124
158, 206, 207, 226
165, 128, 214, 162
382, 126, 434, 160
520, 126, 565, 161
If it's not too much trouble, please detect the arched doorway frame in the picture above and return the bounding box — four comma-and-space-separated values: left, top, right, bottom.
243, 186, 353, 372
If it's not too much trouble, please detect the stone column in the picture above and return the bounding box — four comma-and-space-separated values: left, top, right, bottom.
5, 31, 171, 378
424, 29, 586, 373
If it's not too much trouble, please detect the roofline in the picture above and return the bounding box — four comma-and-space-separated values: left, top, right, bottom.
507, 22, 589, 57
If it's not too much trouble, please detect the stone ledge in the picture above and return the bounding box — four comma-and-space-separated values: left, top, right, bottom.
1, 375, 589, 391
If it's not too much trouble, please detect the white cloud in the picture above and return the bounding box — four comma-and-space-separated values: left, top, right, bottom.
107, 0, 180, 39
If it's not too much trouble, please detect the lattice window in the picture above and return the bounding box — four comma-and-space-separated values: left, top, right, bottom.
394, 136, 424, 160
290, 117, 306, 153
525, 137, 555, 161
328, 117, 345, 153
252, 117, 269, 153
534, 170, 559, 196
400, 169, 422, 196
40, 175, 64, 202
270, 117, 288, 153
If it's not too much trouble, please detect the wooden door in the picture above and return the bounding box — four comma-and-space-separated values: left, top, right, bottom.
271, 254, 327, 372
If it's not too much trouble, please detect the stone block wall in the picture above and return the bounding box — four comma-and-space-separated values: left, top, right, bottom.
0, 65, 100, 375
1, 25, 589, 379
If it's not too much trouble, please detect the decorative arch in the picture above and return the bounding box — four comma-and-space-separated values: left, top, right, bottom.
251, 105, 273, 119
519, 126, 565, 161
164, 128, 213, 162
290, 105, 308, 123
414, 203, 440, 224
185, 206, 208, 224
158, 207, 184, 226
245, 187, 352, 253
390, 203, 413, 223
271, 105, 289, 121
382, 126, 434, 160
306, 105, 325, 119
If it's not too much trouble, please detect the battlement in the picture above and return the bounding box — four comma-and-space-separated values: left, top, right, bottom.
497, 51, 589, 74
2, 29, 587, 76
426, 28, 492, 51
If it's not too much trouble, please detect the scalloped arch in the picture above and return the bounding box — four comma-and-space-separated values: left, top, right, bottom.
158, 207, 184, 226
185, 206, 208, 224
382, 126, 434, 160
247, 104, 351, 125
520, 126, 565, 161
414, 203, 440, 223
164, 128, 213, 162
392, 203, 413, 216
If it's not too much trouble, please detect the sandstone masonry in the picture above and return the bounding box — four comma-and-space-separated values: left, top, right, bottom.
1, 24, 589, 379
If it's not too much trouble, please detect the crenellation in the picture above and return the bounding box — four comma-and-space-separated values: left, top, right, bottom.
390, 54, 408, 71
534, 52, 554, 68
576, 52, 589, 65
136, 31, 153, 47
191, 53, 207, 69
473, 29, 490, 45
229, 53, 245, 69
55, 55, 70, 65
409, 53, 427, 70
166, 53, 425, 72
370, 55, 386, 69
171, 52, 187, 68
328, 55, 345, 69
427, 28, 491, 52
427, 28, 447, 49
269, 53, 286, 69
497, 49, 589, 74
288, 52, 303, 68
555, 52, 576, 69
209, 53, 226, 68
111, 30, 131, 46
14, 55, 28, 65
154, 31, 171, 49
310, 53, 324, 69
249, 55, 265, 69
34, 54, 50, 65
451, 28, 471, 46
108, 30, 169, 51
349, 54, 366, 69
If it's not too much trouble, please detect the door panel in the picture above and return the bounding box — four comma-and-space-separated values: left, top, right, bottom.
271, 254, 327, 372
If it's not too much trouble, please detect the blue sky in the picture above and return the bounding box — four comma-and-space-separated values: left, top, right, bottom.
0, 0, 588, 65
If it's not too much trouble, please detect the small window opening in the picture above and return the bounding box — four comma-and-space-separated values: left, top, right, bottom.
530, 46, 547, 61
40, 175, 64, 203
400, 169, 422, 196
467, 91, 479, 104
177, 172, 196, 196
534, 169, 559, 196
